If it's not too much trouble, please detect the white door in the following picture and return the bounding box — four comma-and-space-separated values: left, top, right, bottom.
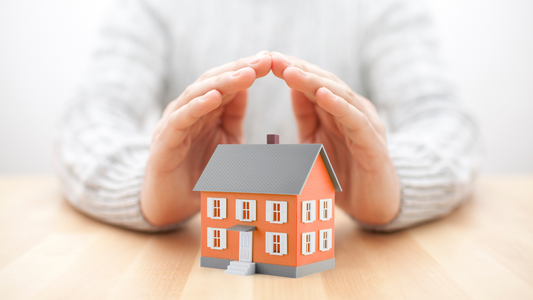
239, 231, 253, 262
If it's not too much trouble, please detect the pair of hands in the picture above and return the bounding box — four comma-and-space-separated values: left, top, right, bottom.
141, 51, 401, 227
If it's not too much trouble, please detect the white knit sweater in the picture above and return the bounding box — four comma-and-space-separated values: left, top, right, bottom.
54, 0, 482, 232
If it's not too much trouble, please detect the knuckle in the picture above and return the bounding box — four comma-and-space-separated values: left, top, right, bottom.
214, 73, 225, 85
198, 72, 210, 81
346, 89, 356, 100
182, 85, 192, 98
374, 120, 387, 135
360, 114, 372, 128
231, 60, 241, 70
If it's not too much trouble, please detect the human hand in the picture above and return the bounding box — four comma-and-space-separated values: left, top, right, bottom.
271, 52, 400, 225
141, 51, 272, 226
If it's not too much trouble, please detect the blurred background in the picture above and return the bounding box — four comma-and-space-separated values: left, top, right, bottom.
0, 0, 532, 174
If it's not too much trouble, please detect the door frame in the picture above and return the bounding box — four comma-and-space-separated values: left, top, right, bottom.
239, 231, 253, 262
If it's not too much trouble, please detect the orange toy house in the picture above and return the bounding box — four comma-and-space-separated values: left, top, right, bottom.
193, 134, 342, 278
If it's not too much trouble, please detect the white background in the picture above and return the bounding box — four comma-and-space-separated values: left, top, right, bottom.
0, 0, 532, 174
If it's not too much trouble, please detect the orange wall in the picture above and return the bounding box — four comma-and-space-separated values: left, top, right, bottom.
201, 191, 298, 266
296, 155, 336, 266
200, 154, 336, 267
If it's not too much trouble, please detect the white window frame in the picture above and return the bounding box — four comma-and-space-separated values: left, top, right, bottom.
266, 201, 287, 224
302, 200, 316, 223
319, 199, 333, 221
207, 227, 227, 250
301, 232, 316, 255
236, 199, 256, 222
207, 197, 226, 220
319, 229, 333, 251
265, 232, 287, 256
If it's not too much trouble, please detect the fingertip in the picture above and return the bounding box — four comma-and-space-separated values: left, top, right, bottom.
240, 66, 258, 86
240, 66, 257, 77
316, 86, 334, 102
315, 86, 340, 113
204, 89, 222, 99
252, 55, 272, 78
229, 66, 256, 88
195, 89, 222, 113
282, 66, 306, 89
272, 52, 293, 78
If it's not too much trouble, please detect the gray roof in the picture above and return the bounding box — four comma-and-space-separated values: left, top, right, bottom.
193, 144, 342, 195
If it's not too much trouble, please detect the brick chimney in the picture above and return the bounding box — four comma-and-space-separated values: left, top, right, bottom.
267, 134, 279, 144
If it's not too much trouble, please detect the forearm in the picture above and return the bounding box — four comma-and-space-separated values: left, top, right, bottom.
54, 0, 176, 232
358, 110, 482, 232
55, 105, 184, 232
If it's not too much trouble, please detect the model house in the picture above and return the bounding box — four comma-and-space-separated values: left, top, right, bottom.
193, 134, 342, 278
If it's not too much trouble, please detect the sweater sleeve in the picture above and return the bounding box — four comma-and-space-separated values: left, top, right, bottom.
357, 0, 483, 231
54, 0, 180, 232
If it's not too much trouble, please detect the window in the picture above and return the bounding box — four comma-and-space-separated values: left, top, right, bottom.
319, 199, 332, 221
207, 197, 226, 219
319, 229, 333, 251
301, 200, 316, 223
266, 201, 287, 224
301, 232, 316, 255
265, 232, 287, 255
207, 227, 227, 250
236, 199, 256, 222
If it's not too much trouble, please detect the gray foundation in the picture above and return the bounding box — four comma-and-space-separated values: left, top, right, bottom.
200, 257, 335, 278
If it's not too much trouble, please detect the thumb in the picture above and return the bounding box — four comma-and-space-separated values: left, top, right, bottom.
221, 89, 248, 144
291, 89, 317, 143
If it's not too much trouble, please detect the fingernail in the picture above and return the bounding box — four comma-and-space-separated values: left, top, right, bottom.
205, 89, 218, 97
200, 89, 217, 100
256, 50, 269, 56
231, 70, 242, 77
298, 69, 308, 77
276, 53, 293, 66
249, 56, 262, 65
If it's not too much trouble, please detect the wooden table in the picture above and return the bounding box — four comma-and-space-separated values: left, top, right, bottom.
0, 176, 532, 299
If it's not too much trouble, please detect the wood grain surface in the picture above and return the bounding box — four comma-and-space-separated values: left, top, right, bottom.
0, 175, 532, 300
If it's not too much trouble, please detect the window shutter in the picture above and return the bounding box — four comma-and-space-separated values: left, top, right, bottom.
266, 201, 273, 222
302, 202, 307, 223
301, 233, 306, 255
280, 233, 287, 255
310, 232, 316, 254
319, 230, 325, 251
220, 198, 227, 219
280, 202, 287, 223
327, 199, 332, 220
207, 198, 214, 218
236, 200, 243, 221
220, 229, 227, 249
310, 201, 316, 222
207, 227, 214, 248
265, 232, 273, 253
319, 199, 326, 221
327, 229, 332, 250
250, 200, 256, 221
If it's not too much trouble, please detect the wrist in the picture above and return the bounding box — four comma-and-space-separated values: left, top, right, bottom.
140, 169, 201, 226
349, 162, 401, 225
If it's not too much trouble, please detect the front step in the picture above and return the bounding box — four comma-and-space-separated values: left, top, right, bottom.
225, 261, 256, 276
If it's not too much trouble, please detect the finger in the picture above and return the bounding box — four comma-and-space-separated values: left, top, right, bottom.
283, 66, 363, 109
196, 50, 271, 82
155, 89, 222, 152
291, 89, 318, 143
163, 67, 256, 119
315, 87, 385, 152
221, 89, 248, 143
271, 52, 344, 85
